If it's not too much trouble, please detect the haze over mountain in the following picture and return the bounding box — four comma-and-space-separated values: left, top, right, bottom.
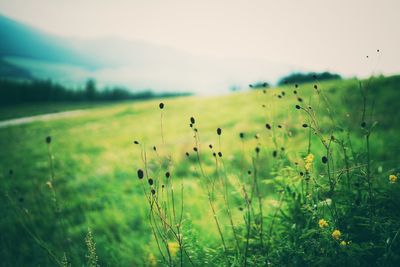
0, 14, 300, 94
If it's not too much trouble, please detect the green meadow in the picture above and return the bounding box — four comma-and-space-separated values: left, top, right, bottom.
1, 75, 400, 266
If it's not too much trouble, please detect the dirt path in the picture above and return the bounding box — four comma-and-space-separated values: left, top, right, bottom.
0, 110, 86, 128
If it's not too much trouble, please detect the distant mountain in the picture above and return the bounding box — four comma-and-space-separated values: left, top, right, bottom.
0, 14, 300, 94
0, 15, 99, 68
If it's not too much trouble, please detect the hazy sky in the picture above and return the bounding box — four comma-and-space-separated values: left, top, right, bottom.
1, 0, 399, 78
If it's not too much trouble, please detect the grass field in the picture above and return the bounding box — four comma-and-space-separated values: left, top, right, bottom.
1, 75, 400, 266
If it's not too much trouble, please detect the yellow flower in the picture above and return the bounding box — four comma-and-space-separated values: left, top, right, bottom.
304, 153, 314, 171
167, 242, 180, 257
305, 153, 314, 163
340, 240, 348, 246
389, 174, 397, 184
305, 162, 312, 171
318, 219, 329, 228
148, 253, 157, 266
332, 229, 341, 240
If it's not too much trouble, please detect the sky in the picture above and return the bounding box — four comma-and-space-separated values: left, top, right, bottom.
0, 0, 399, 91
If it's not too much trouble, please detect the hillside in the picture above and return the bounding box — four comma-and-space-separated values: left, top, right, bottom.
1, 75, 399, 266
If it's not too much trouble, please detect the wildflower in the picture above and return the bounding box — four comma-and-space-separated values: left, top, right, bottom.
389, 174, 397, 184
318, 219, 328, 228
304, 153, 314, 171
332, 229, 341, 240
340, 240, 348, 247
148, 253, 157, 266
168, 242, 180, 257
305, 154, 314, 163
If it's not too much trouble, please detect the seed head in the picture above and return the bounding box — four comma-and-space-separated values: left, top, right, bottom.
185, 152, 190, 157
159, 102, 164, 109
218, 152, 222, 157
313, 85, 318, 89
137, 169, 144, 179
255, 147, 260, 154
295, 105, 301, 109
295, 84, 298, 88
247, 170, 252, 175
151, 189, 156, 195
133, 140, 139, 144
148, 179, 154, 186
193, 147, 198, 152
293, 90, 297, 94
281, 91, 285, 96
322, 156, 328, 164
239, 132, 244, 139
45, 136, 52, 144
209, 144, 213, 149
165, 172, 170, 178
297, 97, 303, 102
265, 123, 271, 130
153, 146, 157, 151
217, 128, 222, 135
302, 124, 308, 128
272, 150, 277, 158
213, 152, 216, 157
190, 117, 195, 124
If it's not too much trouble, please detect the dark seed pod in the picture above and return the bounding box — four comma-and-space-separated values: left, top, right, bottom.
265, 123, 271, 130
190, 117, 195, 124
218, 152, 222, 157
322, 156, 328, 164
282, 91, 285, 96
278, 95, 282, 98
45, 136, 52, 144
313, 85, 318, 89
217, 128, 222, 135
133, 140, 139, 144
272, 150, 277, 157
281, 147, 285, 151
248, 170, 252, 175
299, 172, 304, 176
148, 179, 154, 186
297, 97, 303, 102
239, 132, 244, 139
185, 152, 190, 157
293, 90, 297, 94
165, 172, 170, 178
255, 147, 260, 154
151, 189, 156, 195
162, 184, 165, 188
239, 207, 244, 211
361, 121, 366, 128
189, 123, 193, 128
295, 84, 298, 88
153, 146, 157, 151
302, 124, 308, 128
137, 169, 144, 179
295, 105, 301, 109
278, 125, 282, 128
159, 102, 164, 109
209, 144, 213, 149
193, 147, 198, 152
213, 152, 216, 157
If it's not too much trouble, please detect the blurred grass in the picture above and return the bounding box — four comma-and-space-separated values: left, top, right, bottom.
0, 75, 399, 266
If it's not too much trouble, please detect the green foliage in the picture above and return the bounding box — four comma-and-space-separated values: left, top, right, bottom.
277, 71, 341, 86
0, 75, 399, 266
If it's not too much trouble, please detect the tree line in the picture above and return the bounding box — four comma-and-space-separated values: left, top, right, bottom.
0, 78, 190, 106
